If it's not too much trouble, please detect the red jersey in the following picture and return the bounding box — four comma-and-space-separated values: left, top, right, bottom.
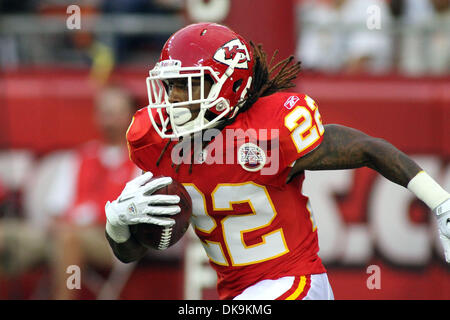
127, 92, 327, 299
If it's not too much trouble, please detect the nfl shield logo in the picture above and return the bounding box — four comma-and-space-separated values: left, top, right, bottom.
128, 203, 137, 215
238, 143, 266, 172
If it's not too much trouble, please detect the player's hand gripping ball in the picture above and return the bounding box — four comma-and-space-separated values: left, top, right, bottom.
130, 177, 192, 250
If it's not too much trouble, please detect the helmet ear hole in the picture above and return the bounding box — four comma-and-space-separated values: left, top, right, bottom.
232, 79, 243, 93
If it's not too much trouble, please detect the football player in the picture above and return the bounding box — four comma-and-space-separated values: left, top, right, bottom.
104, 23, 450, 300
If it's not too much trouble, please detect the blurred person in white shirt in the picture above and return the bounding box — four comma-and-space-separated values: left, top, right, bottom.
399, 0, 450, 75
296, 0, 393, 74
47, 84, 140, 299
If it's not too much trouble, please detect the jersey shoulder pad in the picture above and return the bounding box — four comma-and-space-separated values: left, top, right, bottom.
126, 107, 163, 149
253, 92, 325, 168
126, 107, 169, 173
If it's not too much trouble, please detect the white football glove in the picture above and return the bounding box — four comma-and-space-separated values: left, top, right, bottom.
434, 198, 450, 263
105, 171, 180, 243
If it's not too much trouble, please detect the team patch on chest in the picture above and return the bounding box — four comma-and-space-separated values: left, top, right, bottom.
238, 142, 267, 172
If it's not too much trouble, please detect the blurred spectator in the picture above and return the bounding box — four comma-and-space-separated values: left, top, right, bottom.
100, 0, 182, 64
399, 0, 450, 75
47, 83, 140, 299
0, 0, 37, 12
0, 83, 140, 299
296, 0, 393, 74
0, 36, 19, 70
0, 180, 49, 295
0, 0, 37, 69
0, 0, 182, 68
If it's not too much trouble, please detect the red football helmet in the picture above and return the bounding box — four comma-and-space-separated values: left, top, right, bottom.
146, 23, 254, 139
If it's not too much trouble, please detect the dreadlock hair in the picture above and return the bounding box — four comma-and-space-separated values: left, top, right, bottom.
157, 42, 302, 174
241, 42, 301, 111
211, 42, 302, 131
195, 42, 302, 130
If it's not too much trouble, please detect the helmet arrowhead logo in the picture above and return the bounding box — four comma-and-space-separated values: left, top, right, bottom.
223, 46, 247, 63
214, 39, 250, 69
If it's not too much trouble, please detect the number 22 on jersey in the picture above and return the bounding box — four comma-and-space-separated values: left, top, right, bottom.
184, 182, 289, 267
284, 95, 325, 154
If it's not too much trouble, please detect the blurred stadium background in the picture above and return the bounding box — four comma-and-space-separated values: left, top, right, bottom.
0, 0, 449, 299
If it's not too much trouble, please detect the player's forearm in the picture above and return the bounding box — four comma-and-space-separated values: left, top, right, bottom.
290, 124, 450, 210
364, 139, 449, 210
105, 231, 148, 263
360, 134, 422, 187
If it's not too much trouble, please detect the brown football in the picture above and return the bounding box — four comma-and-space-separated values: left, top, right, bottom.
129, 177, 192, 250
